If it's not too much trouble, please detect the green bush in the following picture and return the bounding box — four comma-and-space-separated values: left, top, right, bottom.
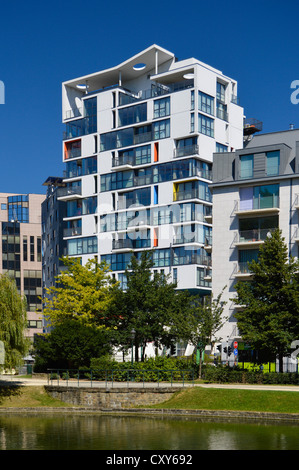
89, 356, 198, 382
202, 365, 299, 385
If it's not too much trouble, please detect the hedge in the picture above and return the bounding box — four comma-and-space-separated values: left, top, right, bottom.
202, 365, 299, 385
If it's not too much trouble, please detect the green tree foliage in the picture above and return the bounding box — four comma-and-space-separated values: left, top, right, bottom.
233, 229, 299, 371
187, 288, 227, 377
33, 320, 112, 371
106, 251, 192, 361
42, 256, 114, 329
0, 274, 29, 369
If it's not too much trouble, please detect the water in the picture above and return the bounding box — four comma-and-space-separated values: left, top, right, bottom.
0, 412, 299, 450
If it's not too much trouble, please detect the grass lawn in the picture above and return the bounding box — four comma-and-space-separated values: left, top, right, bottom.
150, 387, 299, 414
0, 386, 72, 408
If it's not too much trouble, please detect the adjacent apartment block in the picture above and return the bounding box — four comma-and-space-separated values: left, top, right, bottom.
211, 128, 299, 354
0, 192, 45, 340
60, 44, 244, 300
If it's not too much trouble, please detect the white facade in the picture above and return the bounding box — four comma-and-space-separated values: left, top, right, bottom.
211, 128, 299, 359
60, 45, 244, 298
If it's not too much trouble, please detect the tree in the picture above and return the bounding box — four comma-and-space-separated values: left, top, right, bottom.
42, 256, 114, 329
106, 251, 192, 362
33, 320, 112, 371
233, 228, 299, 371
187, 288, 227, 377
0, 274, 29, 369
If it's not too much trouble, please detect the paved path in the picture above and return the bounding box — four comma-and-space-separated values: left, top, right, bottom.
1, 375, 299, 392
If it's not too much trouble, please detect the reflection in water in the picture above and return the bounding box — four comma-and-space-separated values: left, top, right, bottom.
0, 413, 299, 450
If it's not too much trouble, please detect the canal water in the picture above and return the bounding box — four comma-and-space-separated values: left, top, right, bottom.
0, 412, 299, 450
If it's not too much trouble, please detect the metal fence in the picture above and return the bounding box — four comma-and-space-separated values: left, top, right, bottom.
47, 368, 195, 388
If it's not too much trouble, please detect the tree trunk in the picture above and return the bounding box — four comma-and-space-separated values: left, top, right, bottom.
134, 342, 139, 362
278, 352, 284, 373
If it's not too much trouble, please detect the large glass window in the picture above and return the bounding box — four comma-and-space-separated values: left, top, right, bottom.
67, 236, 98, 256
153, 119, 170, 140
216, 142, 228, 152
238, 249, 259, 273
23, 270, 42, 311
266, 150, 280, 176
239, 184, 279, 210
118, 103, 147, 127
239, 215, 278, 241
67, 197, 97, 217
84, 97, 97, 134
8, 195, 29, 223
198, 114, 214, 137
153, 97, 170, 118
240, 154, 253, 179
198, 91, 214, 115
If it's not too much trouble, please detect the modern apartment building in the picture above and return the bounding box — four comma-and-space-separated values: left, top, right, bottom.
60, 44, 244, 303
211, 128, 299, 359
0, 192, 45, 340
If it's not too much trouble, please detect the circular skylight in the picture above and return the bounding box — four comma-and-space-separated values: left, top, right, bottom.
133, 63, 146, 71
76, 84, 89, 90
183, 73, 194, 79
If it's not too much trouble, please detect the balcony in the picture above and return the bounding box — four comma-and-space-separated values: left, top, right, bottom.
112, 155, 134, 169
174, 144, 199, 159
216, 107, 228, 122
57, 186, 82, 200
234, 262, 253, 279
234, 228, 277, 247
63, 227, 82, 238
112, 238, 151, 251
234, 197, 280, 217
173, 189, 199, 202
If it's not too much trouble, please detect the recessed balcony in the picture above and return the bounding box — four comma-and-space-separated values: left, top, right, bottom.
57, 186, 82, 200
234, 262, 253, 279
234, 198, 280, 217
234, 228, 276, 247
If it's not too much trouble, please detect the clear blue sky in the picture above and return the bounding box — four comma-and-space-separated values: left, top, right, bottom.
0, 0, 299, 194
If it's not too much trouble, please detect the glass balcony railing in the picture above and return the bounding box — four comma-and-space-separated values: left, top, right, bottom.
57, 186, 82, 198
112, 238, 151, 250
63, 227, 82, 237
236, 227, 276, 243
174, 144, 199, 158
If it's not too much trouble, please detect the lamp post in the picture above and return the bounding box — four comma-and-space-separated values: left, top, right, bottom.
131, 329, 135, 366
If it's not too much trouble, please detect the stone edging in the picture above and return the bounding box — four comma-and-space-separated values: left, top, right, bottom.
1, 406, 299, 422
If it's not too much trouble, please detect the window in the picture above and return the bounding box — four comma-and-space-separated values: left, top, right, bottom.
239, 184, 279, 211
239, 216, 278, 241
23, 270, 42, 311
216, 143, 228, 152
8, 195, 29, 223
118, 103, 147, 127
198, 91, 214, 115
197, 267, 211, 288
238, 249, 259, 273
153, 97, 170, 118
240, 154, 253, 179
217, 82, 226, 102
23, 236, 28, 261
266, 150, 280, 176
83, 97, 97, 134
191, 90, 194, 110
67, 236, 98, 256
153, 119, 170, 140
66, 197, 97, 217
1, 204, 6, 210
190, 113, 194, 133
198, 114, 214, 137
